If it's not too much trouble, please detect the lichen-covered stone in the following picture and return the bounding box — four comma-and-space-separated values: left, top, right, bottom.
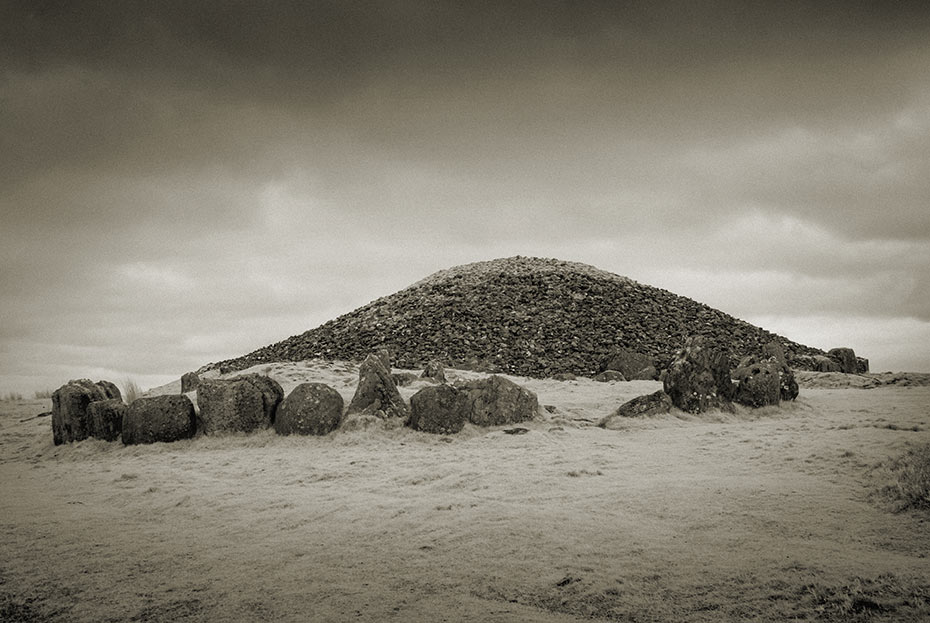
456, 375, 538, 426
599, 391, 673, 428
122, 395, 196, 445
828, 347, 858, 374
734, 361, 781, 407
87, 398, 126, 442
275, 383, 344, 436
421, 360, 447, 383
197, 375, 283, 434
409, 384, 468, 434
662, 337, 733, 414
51, 379, 109, 445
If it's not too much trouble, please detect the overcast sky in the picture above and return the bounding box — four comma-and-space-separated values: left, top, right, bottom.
2, 1, 929, 394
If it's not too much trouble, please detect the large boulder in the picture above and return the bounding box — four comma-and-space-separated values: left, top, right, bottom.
421, 360, 447, 383
856, 357, 870, 374
599, 391, 673, 428
275, 383, 344, 436
122, 395, 196, 445
600, 347, 655, 380
197, 375, 283, 434
346, 354, 409, 420
813, 355, 841, 372
828, 347, 858, 374
733, 360, 781, 407
662, 337, 733, 414
409, 384, 468, 434
456, 375, 538, 426
51, 379, 110, 445
87, 398, 126, 442
181, 371, 200, 393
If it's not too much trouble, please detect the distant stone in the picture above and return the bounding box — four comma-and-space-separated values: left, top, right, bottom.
600, 347, 655, 380
734, 361, 781, 407
662, 336, 733, 414
197, 375, 283, 434
181, 371, 200, 393
87, 398, 126, 442
392, 372, 419, 387
553, 372, 576, 381
813, 355, 841, 373
856, 357, 870, 374
456, 375, 538, 426
51, 379, 109, 445
347, 354, 409, 420
594, 370, 626, 382
275, 383, 344, 436
122, 395, 196, 445
828, 347, 858, 374
599, 391, 673, 428
421, 360, 447, 383
409, 384, 468, 434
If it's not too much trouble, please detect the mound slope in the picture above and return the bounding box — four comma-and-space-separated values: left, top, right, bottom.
207, 256, 824, 377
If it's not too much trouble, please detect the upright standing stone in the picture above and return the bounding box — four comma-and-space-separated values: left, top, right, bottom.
347, 354, 409, 420
51, 379, 108, 445
662, 337, 733, 414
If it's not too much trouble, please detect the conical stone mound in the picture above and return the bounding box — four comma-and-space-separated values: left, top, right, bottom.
207, 256, 824, 377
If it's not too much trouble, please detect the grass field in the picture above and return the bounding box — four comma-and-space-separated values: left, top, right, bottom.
2, 364, 929, 622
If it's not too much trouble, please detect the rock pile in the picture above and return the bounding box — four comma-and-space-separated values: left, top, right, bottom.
203, 256, 827, 378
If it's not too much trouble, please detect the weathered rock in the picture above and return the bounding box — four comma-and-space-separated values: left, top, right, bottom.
347, 354, 408, 420
790, 354, 817, 371
780, 367, 799, 401
662, 337, 733, 414
392, 372, 419, 387
95, 380, 122, 401
197, 375, 283, 434
762, 341, 788, 368
600, 347, 655, 380
456, 375, 538, 426
856, 357, 870, 374
87, 398, 126, 442
552, 372, 576, 381
51, 379, 109, 445
599, 391, 673, 427
181, 371, 200, 393
122, 395, 196, 445
421, 360, 447, 383
275, 383, 344, 436
828, 347, 858, 374
375, 347, 393, 370
734, 361, 781, 407
409, 384, 468, 434
594, 370, 626, 382
813, 355, 841, 373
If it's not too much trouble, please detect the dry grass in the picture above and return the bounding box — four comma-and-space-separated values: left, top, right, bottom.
33, 389, 52, 400
878, 443, 930, 512
121, 379, 142, 404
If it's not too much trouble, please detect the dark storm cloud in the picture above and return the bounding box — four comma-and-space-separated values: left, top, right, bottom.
2, 1, 930, 392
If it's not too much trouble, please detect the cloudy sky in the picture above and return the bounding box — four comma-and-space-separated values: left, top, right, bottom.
2, 1, 929, 394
